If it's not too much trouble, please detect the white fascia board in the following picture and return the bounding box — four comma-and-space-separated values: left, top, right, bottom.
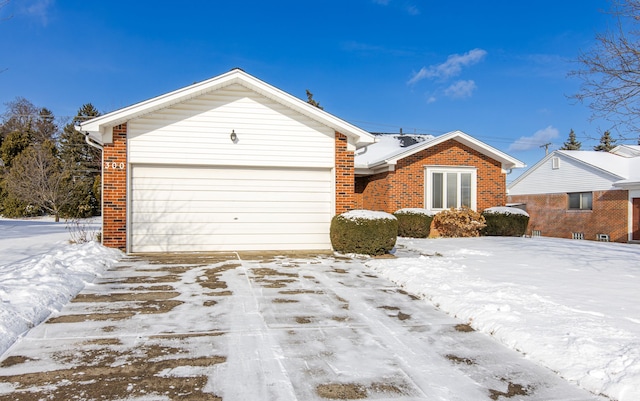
614, 179, 640, 189
611, 145, 640, 158
78, 70, 240, 138
77, 69, 376, 147
508, 150, 627, 191
382, 130, 525, 170
232, 72, 376, 148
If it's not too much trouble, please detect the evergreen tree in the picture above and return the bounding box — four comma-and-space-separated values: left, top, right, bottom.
593, 131, 617, 151
58, 103, 102, 217
0, 98, 61, 217
0, 130, 32, 168
560, 129, 582, 150
0, 99, 57, 167
33, 107, 58, 143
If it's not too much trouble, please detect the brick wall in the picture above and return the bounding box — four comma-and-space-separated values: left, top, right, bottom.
355, 139, 506, 213
335, 132, 355, 214
508, 190, 629, 242
102, 124, 127, 250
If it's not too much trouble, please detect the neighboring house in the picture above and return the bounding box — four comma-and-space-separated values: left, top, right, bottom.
354, 131, 526, 214
77, 69, 375, 253
507, 145, 640, 243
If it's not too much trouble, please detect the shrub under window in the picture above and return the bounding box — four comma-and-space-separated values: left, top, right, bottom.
394, 208, 435, 238
481, 207, 530, 237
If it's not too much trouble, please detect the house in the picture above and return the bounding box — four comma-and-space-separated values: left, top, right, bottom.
77, 68, 375, 253
354, 131, 526, 214
507, 145, 640, 243
78, 69, 527, 253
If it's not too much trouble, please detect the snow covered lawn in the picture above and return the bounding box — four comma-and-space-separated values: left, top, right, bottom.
0, 218, 122, 356
368, 236, 640, 401
0, 218, 638, 400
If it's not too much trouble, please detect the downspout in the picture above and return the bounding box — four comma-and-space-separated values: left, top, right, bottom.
77, 127, 104, 151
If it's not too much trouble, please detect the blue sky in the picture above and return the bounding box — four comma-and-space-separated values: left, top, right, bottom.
0, 0, 624, 178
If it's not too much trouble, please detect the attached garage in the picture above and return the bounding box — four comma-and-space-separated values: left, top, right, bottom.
130, 165, 333, 252
77, 69, 375, 253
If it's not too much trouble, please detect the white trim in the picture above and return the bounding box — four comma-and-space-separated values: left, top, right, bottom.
371, 130, 525, 171
424, 166, 477, 213
77, 69, 376, 148
629, 190, 640, 242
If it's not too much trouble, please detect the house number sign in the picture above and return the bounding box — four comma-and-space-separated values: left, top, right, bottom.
105, 162, 125, 170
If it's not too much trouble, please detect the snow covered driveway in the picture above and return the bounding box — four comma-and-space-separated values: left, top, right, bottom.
0, 252, 602, 400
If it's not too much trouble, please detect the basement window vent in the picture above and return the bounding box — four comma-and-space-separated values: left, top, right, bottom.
596, 233, 610, 242
551, 157, 560, 169
572, 232, 585, 240
531, 230, 541, 237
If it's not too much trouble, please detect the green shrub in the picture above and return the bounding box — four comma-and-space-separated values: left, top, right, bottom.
481, 207, 530, 237
394, 208, 435, 238
330, 210, 398, 256
432, 207, 486, 238
0, 191, 41, 218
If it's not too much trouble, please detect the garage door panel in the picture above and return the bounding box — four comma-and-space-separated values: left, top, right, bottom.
131, 165, 333, 252
136, 165, 323, 179
132, 222, 330, 236
132, 234, 331, 252
132, 190, 332, 203
136, 177, 331, 191
132, 201, 331, 214
133, 212, 332, 224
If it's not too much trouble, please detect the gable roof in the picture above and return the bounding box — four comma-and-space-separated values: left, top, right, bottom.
77, 68, 376, 148
508, 149, 640, 191
355, 130, 525, 174
611, 144, 640, 158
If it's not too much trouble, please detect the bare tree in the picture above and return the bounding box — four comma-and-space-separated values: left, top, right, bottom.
306, 89, 323, 110
569, 0, 640, 137
4, 141, 74, 222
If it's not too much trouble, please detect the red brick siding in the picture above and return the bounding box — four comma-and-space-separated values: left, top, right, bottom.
508, 190, 629, 243
335, 132, 355, 214
102, 123, 127, 250
355, 139, 507, 213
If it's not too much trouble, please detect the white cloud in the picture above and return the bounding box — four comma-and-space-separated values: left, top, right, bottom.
21, 0, 54, 26
406, 5, 420, 15
372, 0, 390, 5
508, 126, 559, 151
444, 80, 477, 99
408, 48, 487, 85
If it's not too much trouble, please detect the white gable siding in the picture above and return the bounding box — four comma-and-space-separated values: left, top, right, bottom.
127, 84, 334, 168
508, 154, 619, 195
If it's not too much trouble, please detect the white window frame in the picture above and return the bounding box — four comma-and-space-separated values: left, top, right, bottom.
424, 166, 477, 213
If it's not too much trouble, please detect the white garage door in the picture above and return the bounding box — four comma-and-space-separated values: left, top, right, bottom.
130, 165, 333, 252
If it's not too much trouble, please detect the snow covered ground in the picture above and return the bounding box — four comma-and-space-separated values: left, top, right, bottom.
0, 218, 638, 400
0, 217, 122, 356
369, 236, 640, 401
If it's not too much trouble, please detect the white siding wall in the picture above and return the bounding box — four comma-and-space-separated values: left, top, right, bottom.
509, 154, 619, 195
128, 83, 335, 168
